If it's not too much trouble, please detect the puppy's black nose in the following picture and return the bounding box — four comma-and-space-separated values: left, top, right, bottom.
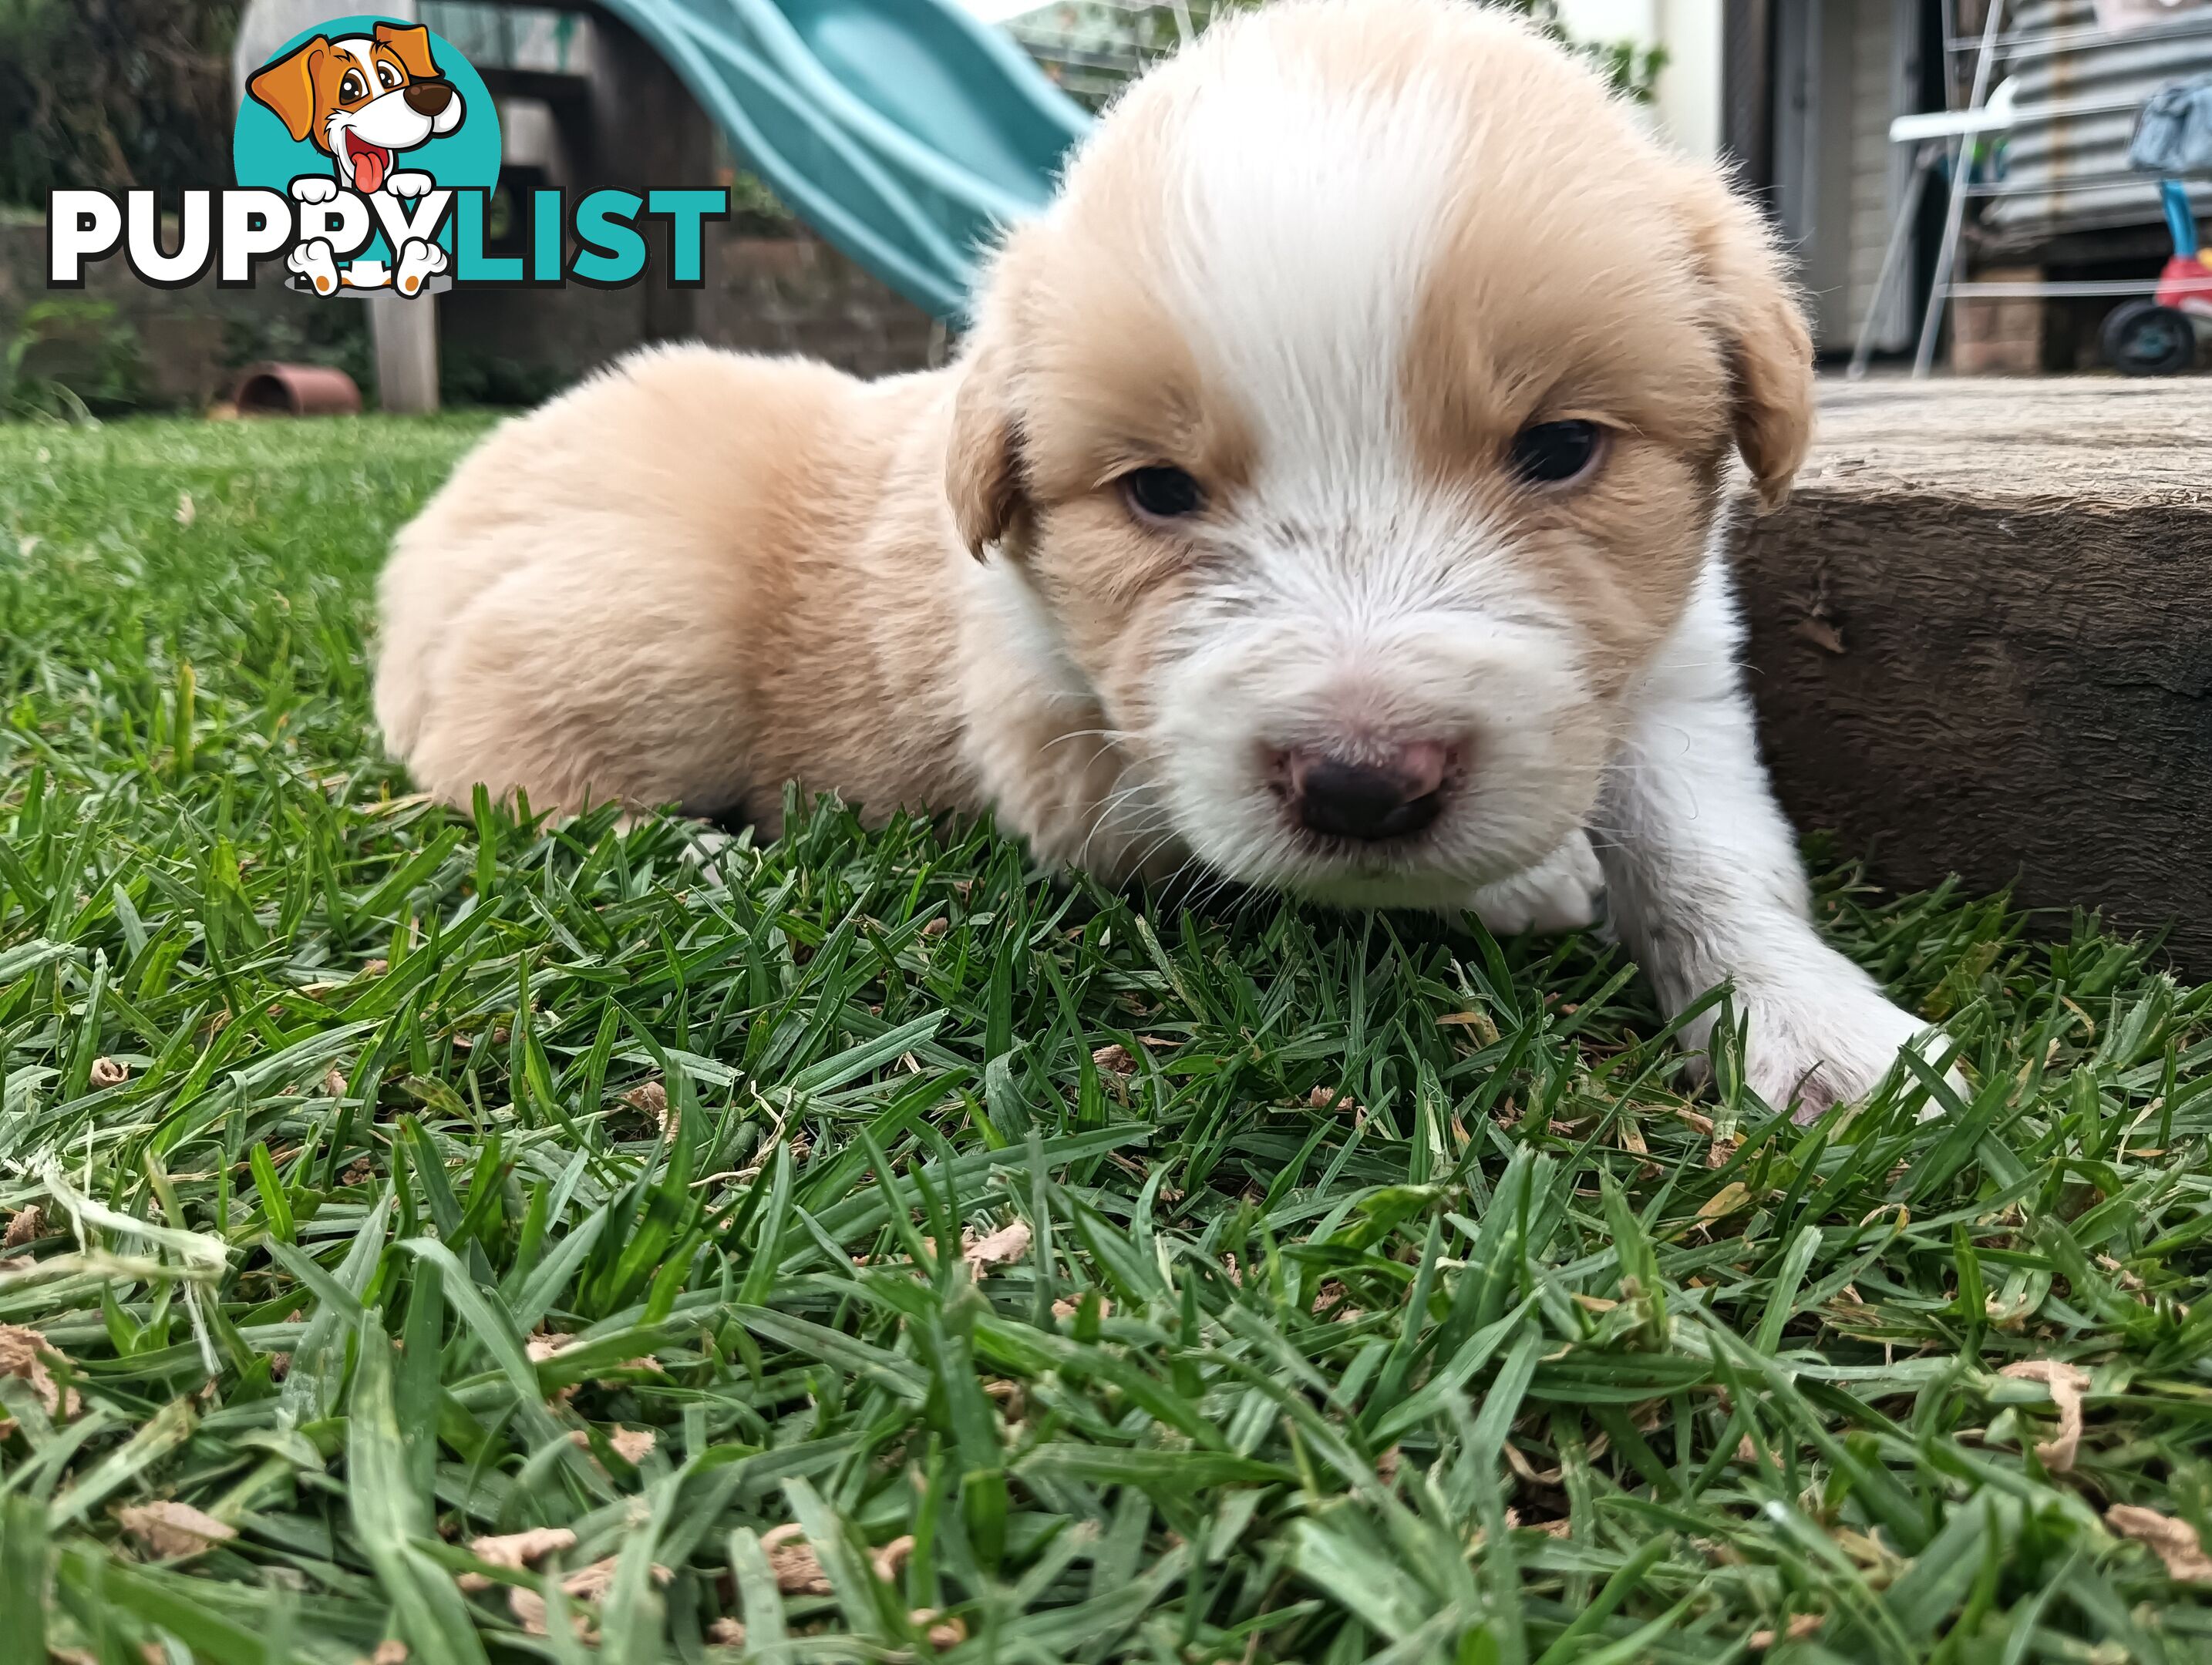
1281, 744, 1449, 843
405, 79, 455, 116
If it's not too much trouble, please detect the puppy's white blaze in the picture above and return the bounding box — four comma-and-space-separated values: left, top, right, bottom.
1158, 45, 1467, 489
1130, 47, 1613, 906
336, 40, 381, 81
1155, 533, 1602, 903
1134, 42, 1612, 901
1208, 489, 1565, 636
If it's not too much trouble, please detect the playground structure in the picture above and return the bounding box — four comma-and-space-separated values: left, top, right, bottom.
234, 0, 1099, 409
587, 0, 1091, 321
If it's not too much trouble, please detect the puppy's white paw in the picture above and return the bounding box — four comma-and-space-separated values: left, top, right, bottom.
1719, 975, 1960, 1122
395, 237, 448, 296
388, 171, 434, 199
1470, 832, 1604, 936
289, 174, 339, 204
680, 826, 737, 889
287, 238, 340, 295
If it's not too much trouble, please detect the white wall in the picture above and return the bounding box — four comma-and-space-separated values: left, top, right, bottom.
1557, 0, 1725, 160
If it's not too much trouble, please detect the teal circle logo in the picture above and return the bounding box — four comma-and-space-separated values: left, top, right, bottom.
234, 15, 499, 294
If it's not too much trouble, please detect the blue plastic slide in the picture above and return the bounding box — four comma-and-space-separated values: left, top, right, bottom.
592, 0, 1094, 320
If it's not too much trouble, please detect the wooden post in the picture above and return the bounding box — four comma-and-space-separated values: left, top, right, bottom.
1732, 379, 2212, 969
369, 294, 440, 415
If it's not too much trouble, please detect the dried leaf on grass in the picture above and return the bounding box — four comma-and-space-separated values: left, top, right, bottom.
2108, 1505, 2212, 1583
2000, 1358, 2091, 1472
4, 1206, 45, 1250
913, 1610, 968, 1647
457, 1527, 576, 1590
509, 1557, 672, 1636
961, 1219, 1032, 1275
565, 1425, 657, 1465
0, 1324, 78, 1435
621, 1079, 671, 1130
116, 1501, 236, 1558
1749, 1615, 1824, 1650
760, 1523, 832, 1593
1698, 1183, 1751, 1220
871, 1534, 915, 1584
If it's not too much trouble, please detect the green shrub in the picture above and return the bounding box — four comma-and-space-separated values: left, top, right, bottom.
0, 0, 241, 206
2, 297, 144, 419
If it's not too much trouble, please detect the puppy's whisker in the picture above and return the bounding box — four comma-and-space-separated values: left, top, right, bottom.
1043, 728, 1137, 752
1073, 782, 1168, 872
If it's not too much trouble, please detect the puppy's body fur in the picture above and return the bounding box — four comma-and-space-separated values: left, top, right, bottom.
378, 0, 1950, 1115
380, 355, 971, 830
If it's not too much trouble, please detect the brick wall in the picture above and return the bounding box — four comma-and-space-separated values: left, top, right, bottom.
1950, 264, 2046, 376
702, 236, 942, 377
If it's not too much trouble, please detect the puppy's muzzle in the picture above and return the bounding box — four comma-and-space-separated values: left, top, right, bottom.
404, 79, 456, 117
1275, 741, 1450, 843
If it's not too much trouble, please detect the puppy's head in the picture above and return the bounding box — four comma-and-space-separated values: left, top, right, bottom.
950, 0, 1811, 904
248, 24, 464, 193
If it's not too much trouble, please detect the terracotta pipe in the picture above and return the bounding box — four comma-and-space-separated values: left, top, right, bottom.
232, 363, 363, 416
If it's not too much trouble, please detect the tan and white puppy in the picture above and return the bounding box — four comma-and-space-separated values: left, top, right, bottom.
375, 0, 1952, 1117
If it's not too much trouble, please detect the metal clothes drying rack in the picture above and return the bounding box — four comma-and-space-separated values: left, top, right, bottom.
1849, 0, 2212, 379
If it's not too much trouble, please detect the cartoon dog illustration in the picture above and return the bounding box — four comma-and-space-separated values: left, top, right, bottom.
247, 22, 464, 296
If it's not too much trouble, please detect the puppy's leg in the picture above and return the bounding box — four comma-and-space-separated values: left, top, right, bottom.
399, 548, 752, 822
1596, 555, 1956, 1120
1470, 831, 1603, 936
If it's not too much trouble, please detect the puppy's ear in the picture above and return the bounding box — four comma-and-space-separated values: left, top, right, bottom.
249, 38, 328, 143
1679, 173, 1815, 506
946, 244, 1036, 561
375, 22, 442, 81
946, 333, 1021, 560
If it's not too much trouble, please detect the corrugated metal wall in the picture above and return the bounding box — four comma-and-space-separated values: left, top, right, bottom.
1980, 0, 2212, 244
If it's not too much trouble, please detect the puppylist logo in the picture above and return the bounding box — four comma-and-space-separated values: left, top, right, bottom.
241, 18, 493, 294
47, 15, 729, 297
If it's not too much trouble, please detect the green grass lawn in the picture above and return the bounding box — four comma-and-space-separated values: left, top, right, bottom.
3, 415, 2211, 1665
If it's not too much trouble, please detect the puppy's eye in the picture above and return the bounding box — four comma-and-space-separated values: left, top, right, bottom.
1509, 419, 1603, 486
376, 60, 402, 89
1121, 466, 1205, 522
339, 69, 369, 102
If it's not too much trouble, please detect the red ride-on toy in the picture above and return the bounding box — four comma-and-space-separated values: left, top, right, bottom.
2103, 179, 2212, 375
